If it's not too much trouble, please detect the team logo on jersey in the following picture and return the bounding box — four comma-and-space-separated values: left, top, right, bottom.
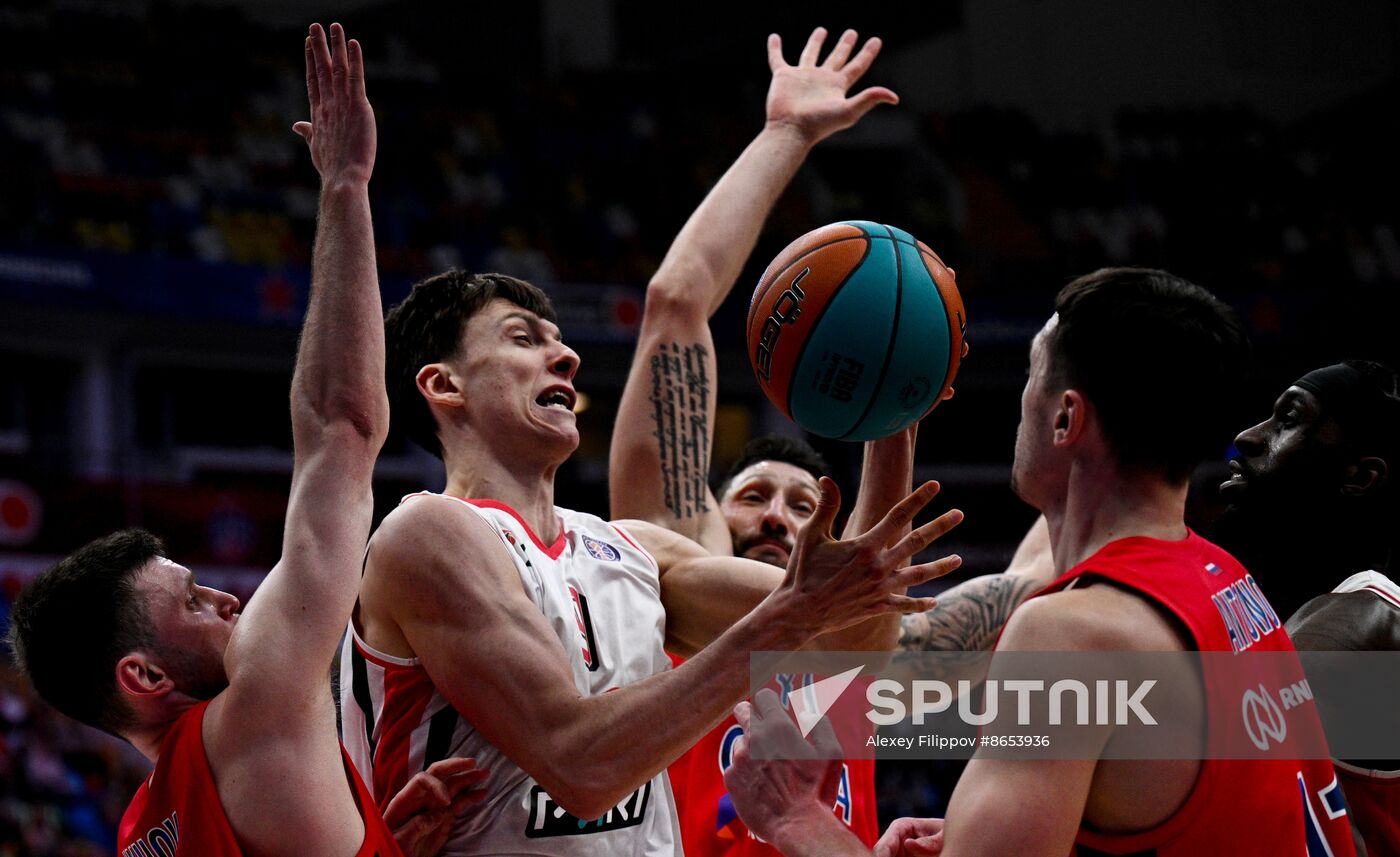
582, 535, 621, 562
526, 782, 651, 837
1242, 683, 1289, 750
568, 584, 602, 672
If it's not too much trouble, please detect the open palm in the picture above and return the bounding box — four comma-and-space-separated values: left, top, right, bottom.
293, 22, 377, 187
765, 27, 899, 146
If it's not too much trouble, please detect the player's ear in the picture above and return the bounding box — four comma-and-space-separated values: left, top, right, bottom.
116, 652, 174, 699
1052, 389, 1087, 447
417, 363, 466, 410
1341, 456, 1388, 498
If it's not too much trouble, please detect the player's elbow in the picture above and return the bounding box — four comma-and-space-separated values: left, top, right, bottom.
552, 790, 615, 823
534, 765, 626, 821
290, 389, 390, 448
534, 749, 642, 820
340, 390, 391, 444
643, 274, 711, 319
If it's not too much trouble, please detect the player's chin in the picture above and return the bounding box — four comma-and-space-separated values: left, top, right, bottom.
530, 415, 579, 448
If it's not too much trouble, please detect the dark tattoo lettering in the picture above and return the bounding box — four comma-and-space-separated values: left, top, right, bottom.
899, 574, 1041, 654
649, 342, 712, 519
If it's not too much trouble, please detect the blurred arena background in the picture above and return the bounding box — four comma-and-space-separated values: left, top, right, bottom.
0, 0, 1396, 852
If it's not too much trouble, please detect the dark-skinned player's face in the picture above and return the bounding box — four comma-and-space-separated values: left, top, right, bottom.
1222, 386, 1348, 509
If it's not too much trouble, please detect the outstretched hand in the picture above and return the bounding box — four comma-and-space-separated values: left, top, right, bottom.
723, 689, 844, 845
782, 477, 963, 636
383, 756, 490, 857
765, 27, 899, 146
293, 22, 376, 186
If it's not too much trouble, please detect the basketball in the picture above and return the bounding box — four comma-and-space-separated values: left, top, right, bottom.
747, 221, 966, 441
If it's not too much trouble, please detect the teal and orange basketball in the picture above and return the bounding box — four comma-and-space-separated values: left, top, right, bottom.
747, 221, 966, 441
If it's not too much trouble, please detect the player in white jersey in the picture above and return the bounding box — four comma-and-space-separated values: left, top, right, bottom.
1219, 359, 1400, 855
345, 265, 962, 857
343, 497, 679, 853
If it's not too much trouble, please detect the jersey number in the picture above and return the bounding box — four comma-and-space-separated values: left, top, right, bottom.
1298, 771, 1348, 857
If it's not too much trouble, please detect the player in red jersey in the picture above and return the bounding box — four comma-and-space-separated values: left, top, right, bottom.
607, 27, 911, 854
726, 268, 1357, 857
1219, 359, 1400, 856
7, 24, 481, 857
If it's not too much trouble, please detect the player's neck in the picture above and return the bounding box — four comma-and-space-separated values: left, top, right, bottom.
443, 448, 560, 543
128, 723, 170, 764
1047, 463, 1189, 575
126, 696, 202, 763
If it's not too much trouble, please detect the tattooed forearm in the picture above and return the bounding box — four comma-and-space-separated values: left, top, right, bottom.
899, 574, 1042, 653
649, 342, 712, 519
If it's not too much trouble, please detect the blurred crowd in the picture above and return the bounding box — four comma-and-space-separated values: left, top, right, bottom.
3, 2, 1397, 850
4, 4, 1395, 324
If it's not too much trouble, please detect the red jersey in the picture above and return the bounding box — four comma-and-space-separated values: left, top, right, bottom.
666, 653, 880, 856
1031, 531, 1355, 857
119, 699, 401, 857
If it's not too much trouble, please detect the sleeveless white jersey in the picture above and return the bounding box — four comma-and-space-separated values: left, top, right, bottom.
1332, 569, 1400, 609
339, 494, 680, 856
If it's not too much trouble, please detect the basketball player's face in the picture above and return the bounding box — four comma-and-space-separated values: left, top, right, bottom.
138, 558, 240, 699
1011, 318, 1064, 508
457, 299, 581, 455
1223, 386, 1345, 508
719, 461, 820, 567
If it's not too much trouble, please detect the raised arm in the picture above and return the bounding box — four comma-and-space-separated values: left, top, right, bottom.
197, 23, 386, 856
375, 479, 953, 820
222, 22, 385, 706
609, 27, 898, 546
843, 427, 917, 540
835, 427, 921, 651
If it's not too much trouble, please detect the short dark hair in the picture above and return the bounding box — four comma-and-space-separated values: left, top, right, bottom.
8, 529, 164, 736
716, 435, 830, 499
385, 270, 556, 457
1046, 267, 1250, 482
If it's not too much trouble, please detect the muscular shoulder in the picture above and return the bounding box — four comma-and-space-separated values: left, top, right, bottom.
374, 498, 497, 568
999, 585, 1190, 653
366, 498, 519, 607
611, 518, 710, 572
1287, 590, 1400, 651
